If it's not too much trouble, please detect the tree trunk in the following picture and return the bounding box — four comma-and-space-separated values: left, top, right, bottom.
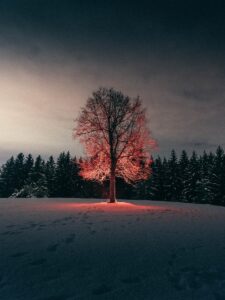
109, 170, 116, 203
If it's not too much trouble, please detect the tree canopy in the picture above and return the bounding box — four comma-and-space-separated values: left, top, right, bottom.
74, 87, 156, 202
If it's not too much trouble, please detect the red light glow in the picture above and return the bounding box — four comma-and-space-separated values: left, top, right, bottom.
31, 201, 164, 213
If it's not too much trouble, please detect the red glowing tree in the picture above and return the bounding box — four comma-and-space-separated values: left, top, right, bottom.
74, 88, 156, 203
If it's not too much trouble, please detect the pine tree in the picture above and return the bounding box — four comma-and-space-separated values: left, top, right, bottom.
29, 155, 45, 183
208, 146, 225, 205
133, 158, 152, 200
148, 157, 167, 200
73, 156, 86, 197
14, 153, 26, 191
0, 156, 16, 197
54, 152, 77, 197
166, 150, 180, 201
45, 156, 56, 197
183, 151, 200, 203
24, 154, 34, 179
23, 155, 48, 197
208, 152, 215, 168
196, 151, 211, 203
179, 150, 189, 202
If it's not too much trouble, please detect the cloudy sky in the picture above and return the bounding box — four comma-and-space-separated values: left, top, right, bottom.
0, 0, 225, 162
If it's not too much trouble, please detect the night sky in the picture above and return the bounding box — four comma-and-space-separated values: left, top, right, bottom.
0, 0, 225, 162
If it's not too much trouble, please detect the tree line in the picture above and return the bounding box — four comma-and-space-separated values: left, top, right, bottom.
0, 147, 225, 206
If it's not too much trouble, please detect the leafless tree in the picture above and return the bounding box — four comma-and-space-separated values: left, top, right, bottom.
74, 87, 155, 203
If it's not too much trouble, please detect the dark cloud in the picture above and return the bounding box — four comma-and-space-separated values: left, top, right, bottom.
181, 87, 225, 102
0, 1, 225, 58
0, 0, 225, 161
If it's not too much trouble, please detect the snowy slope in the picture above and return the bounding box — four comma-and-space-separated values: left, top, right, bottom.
0, 198, 225, 300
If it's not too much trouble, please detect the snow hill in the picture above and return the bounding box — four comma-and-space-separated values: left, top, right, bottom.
0, 198, 225, 300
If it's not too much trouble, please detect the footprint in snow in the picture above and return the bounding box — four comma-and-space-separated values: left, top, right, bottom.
20, 222, 39, 230
11, 251, 28, 258
47, 244, 59, 252
37, 224, 47, 230
1, 230, 22, 236
168, 267, 225, 291
0, 275, 6, 289
29, 223, 38, 228
41, 294, 70, 300
6, 224, 16, 228
121, 276, 141, 284
30, 258, 47, 266
65, 234, 75, 244
92, 284, 113, 295
62, 216, 73, 221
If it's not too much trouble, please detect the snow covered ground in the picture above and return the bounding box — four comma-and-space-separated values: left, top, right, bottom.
0, 198, 225, 300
